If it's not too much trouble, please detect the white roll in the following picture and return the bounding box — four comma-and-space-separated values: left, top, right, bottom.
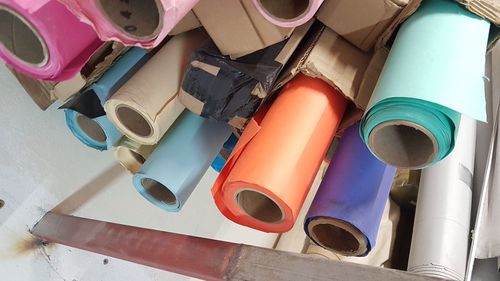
105, 29, 209, 145
408, 116, 476, 281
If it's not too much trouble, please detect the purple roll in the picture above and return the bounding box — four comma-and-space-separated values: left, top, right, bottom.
304, 124, 396, 256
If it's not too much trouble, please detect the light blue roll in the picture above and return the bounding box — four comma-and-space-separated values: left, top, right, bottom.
133, 111, 232, 212
64, 47, 149, 151
360, 0, 489, 169
211, 134, 238, 172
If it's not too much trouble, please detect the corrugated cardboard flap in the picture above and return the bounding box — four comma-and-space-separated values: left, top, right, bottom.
457, 0, 500, 25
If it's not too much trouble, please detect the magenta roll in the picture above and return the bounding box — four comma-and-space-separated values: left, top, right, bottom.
0, 0, 102, 81
56, 0, 199, 48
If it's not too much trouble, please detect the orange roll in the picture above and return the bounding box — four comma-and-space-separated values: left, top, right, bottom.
211, 74, 348, 233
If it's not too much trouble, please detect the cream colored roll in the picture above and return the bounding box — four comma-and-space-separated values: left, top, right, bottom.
114, 137, 155, 174
105, 29, 209, 145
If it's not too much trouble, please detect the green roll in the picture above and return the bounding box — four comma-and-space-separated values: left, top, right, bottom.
360, 0, 489, 169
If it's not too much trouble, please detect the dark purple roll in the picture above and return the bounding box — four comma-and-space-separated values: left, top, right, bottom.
304, 123, 396, 256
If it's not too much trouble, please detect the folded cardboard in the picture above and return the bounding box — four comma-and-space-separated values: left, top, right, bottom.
273, 23, 372, 129
457, 0, 500, 25
193, 0, 293, 58
180, 22, 312, 129
11, 42, 128, 110
316, 0, 411, 51
168, 10, 202, 35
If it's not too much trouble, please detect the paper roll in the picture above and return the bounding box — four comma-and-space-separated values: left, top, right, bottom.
408, 116, 476, 281
0, 0, 102, 81
360, 0, 489, 169
212, 74, 347, 233
105, 29, 209, 145
62, 47, 150, 151
252, 0, 323, 28
305, 124, 396, 256
114, 137, 155, 174
57, 0, 199, 48
133, 111, 231, 212
211, 134, 238, 173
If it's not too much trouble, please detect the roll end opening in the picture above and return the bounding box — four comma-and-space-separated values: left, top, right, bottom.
116, 105, 153, 138
257, 0, 311, 20
116, 146, 145, 174
368, 121, 437, 168
76, 114, 107, 143
235, 189, 284, 224
308, 219, 367, 256
141, 178, 177, 206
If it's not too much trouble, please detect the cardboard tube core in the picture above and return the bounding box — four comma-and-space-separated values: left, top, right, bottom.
235, 189, 284, 224
368, 121, 437, 168
257, 0, 310, 20
116, 105, 153, 138
99, 0, 162, 39
0, 6, 48, 66
115, 146, 145, 174
141, 178, 177, 205
76, 114, 107, 142
308, 218, 368, 256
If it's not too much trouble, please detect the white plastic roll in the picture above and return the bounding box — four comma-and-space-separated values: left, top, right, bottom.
408, 115, 476, 281
105, 29, 208, 145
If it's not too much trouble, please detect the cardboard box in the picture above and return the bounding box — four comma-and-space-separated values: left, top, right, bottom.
168, 10, 202, 35
457, 0, 500, 25
273, 23, 372, 129
316, 0, 413, 51
193, 0, 293, 58
11, 42, 128, 110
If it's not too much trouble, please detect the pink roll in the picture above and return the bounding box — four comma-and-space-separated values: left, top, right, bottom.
57, 0, 199, 48
0, 0, 102, 81
252, 0, 324, 28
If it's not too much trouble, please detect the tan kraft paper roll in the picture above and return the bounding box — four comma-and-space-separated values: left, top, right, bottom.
105, 29, 209, 145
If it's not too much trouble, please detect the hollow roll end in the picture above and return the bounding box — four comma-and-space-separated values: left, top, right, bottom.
255, 0, 312, 24
234, 188, 285, 225
368, 120, 438, 169
134, 176, 179, 210
307, 218, 368, 257
115, 146, 145, 174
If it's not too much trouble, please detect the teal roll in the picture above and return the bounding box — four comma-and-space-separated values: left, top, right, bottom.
360, 0, 489, 169
65, 109, 122, 150
133, 111, 232, 212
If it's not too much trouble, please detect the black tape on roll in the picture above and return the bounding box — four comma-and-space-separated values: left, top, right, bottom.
180, 40, 285, 129
59, 90, 105, 118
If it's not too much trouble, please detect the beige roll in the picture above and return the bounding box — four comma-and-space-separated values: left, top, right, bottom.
105, 29, 209, 145
114, 137, 156, 174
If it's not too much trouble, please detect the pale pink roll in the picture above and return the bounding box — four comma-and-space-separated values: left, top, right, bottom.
0, 0, 102, 81
57, 0, 199, 48
252, 0, 324, 28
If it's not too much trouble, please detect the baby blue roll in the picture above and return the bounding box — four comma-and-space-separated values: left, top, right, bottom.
64, 47, 149, 150
133, 111, 232, 212
360, 0, 489, 169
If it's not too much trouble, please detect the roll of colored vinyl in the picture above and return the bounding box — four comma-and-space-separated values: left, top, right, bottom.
105, 29, 209, 145
305, 124, 396, 257
212, 74, 347, 233
0, 0, 102, 81
252, 0, 323, 28
133, 111, 231, 212
115, 137, 155, 174
360, 0, 489, 169
62, 47, 150, 151
57, 0, 199, 48
408, 116, 476, 281
211, 134, 238, 173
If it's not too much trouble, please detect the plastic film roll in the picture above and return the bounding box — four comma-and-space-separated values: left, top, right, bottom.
0, 0, 102, 81
212, 74, 347, 233
105, 29, 209, 145
115, 137, 155, 174
133, 111, 231, 212
62, 47, 150, 151
57, 0, 199, 48
252, 0, 323, 28
305, 124, 396, 257
360, 0, 489, 169
408, 116, 476, 281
